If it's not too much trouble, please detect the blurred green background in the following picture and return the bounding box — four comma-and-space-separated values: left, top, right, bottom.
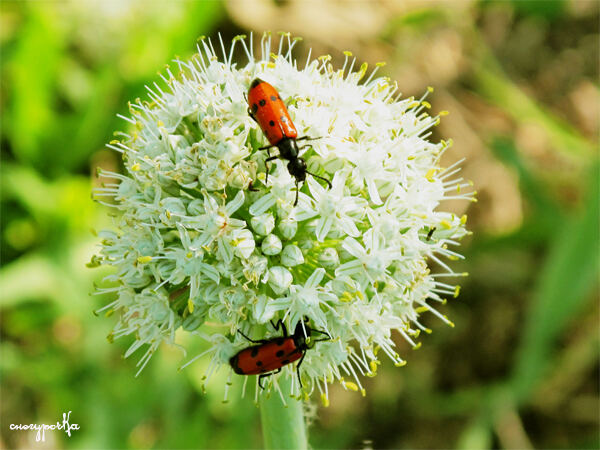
1, 0, 598, 448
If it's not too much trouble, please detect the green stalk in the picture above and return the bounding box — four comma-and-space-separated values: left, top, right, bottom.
259, 376, 307, 449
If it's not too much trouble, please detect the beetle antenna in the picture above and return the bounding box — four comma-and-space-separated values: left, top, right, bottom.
306, 171, 332, 189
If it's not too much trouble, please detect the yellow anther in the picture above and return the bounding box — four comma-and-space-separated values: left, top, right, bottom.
454, 286, 461, 298
343, 381, 359, 391
157, 120, 165, 128
361, 389, 366, 397
424, 328, 432, 334
340, 291, 353, 303
343, 50, 353, 57
321, 393, 330, 407
131, 163, 141, 171
186, 252, 193, 258
440, 220, 452, 229
369, 360, 379, 373
395, 360, 407, 367
376, 61, 387, 67
165, 210, 171, 220
358, 62, 368, 80
416, 306, 429, 313
425, 168, 437, 181
109, 139, 120, 145
187, 299, 194, 313
427, 86, 434, 93
267, 62, 276, 69
439, 110, 449, 116
105, 309, 114, 318
421, 101, 431, 109
137, 256, 153, 264
412, 342, 422, 350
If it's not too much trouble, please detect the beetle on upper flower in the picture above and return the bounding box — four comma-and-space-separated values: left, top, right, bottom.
247, 78, 332, 206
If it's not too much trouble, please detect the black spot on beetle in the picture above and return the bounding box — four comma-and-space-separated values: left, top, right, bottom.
269, 120, 275, 126
256, 360, 263, 367
251, 347, 259, 357
281, 359, 290, 365
259, 99, 266, 107
276, 350, 284, 357
252, 103, 258, 113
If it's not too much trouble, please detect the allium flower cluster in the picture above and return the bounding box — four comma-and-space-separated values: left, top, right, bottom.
92, 33, 474, 404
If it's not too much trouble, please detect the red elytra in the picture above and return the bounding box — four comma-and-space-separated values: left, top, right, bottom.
229, 319, 330, 389
246, 78, 331, 206
248, 79, 298, 145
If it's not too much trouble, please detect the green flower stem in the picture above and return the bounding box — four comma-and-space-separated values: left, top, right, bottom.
259, 376, 307, 450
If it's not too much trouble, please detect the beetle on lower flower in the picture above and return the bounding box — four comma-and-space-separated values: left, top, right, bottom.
91, 32, 474, 406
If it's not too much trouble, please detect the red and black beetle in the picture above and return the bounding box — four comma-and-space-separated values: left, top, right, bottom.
247, 78, 331, 205
230, 318, 330, 388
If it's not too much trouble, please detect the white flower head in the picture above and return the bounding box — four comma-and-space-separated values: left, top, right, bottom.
92, 32, 474, 405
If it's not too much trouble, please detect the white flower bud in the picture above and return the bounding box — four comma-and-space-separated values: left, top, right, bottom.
251, 213, 275, 236
267, 266, 293, 294
318, 247, 340, 269
281, 244, 304, 267
232, 229, 255, 259
278, 216, 298, 240
261, 233, 282, 256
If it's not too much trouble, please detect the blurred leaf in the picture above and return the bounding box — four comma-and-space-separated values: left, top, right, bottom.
490, 137, 561, 222
472, 61, 595, 160
509, 0, 566, 20
6, 7, 64, 166
511, 162, 599, 402
0, 253, 60, 307
381, 8, 447, 38
456, 416, 492, 450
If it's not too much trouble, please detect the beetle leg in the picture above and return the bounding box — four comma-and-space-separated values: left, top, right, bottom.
310, 328, 332, 340
258, 368, 282, 390
293, 179, 300, 207
237, 329, 269, 344
296, 136, 321, 142
270, 319, 288, 337
295, 353, 306, 389
248, 109, 258, 122
264, 153, 278, 185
